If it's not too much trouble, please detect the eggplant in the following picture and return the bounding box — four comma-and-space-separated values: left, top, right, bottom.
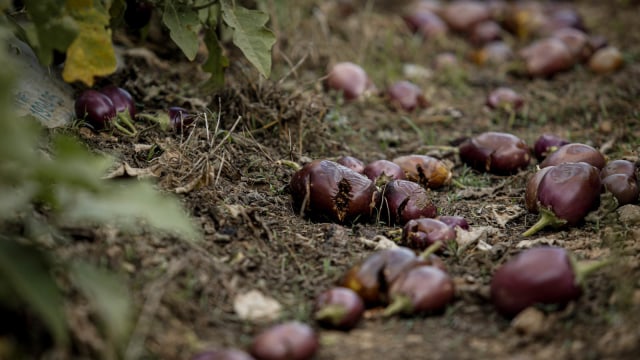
379, 180, 438, 226
340, 245, 445, 305
491, 246, 607, 317
533, 133, 570, 161
540, 143, 606, 169
523, 162, 601, 236
458, 132, 531, 175
383, 265, 455, 316
401, 218, 456, 251
289, 160, 379, 224
314, 287, 365, 330
392, 154, 452, 189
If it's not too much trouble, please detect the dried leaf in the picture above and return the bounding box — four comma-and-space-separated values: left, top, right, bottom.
233, 290, 282, 323
62, 2, 117, 85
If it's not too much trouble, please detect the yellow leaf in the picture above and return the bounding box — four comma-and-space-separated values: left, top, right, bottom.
62, 3, 116, 86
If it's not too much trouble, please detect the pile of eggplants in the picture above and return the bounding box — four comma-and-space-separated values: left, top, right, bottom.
338, 243, 455, 317
289, 156, 451, 225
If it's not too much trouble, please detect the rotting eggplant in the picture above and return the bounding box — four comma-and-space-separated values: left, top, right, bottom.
392, 154, 452, 189
458, 131, 531, 175
289, 160, 379, 224
401, 218, 457, 251
379, 179, 438, 226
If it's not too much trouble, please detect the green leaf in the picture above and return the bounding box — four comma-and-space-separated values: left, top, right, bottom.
162, 2, 200, 61
0, 241, 68, 345
62, 1, 117, 86
0, 184, 37, 214
57, 181, 200, 241
69, 261, 132, 348
221, 0, 276, 79
22, 0, 79, 65
200, 27, 228, 91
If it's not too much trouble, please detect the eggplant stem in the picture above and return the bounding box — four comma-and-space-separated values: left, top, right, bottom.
383, 295, 412, 317
418, 241, 443, 260
571, 257, 611, 286
136, 112, 170, 131
112, 118, 136, 137
314, 305, 347, 325
114, 112, 138, 136
522, 207, 567, 237
276, 160, 302, 171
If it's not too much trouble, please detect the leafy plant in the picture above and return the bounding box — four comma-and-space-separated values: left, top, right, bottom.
0, 17, 199, 357
8, 0, 276, 87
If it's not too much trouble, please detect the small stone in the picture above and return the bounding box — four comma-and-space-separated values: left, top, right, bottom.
233, 290, 282, 323
511, 307, 548, 337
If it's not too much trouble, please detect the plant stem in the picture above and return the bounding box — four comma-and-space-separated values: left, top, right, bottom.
418, 241, 442, 260
383, 295, 412, 317
522, 208, 567, 237
572, 257, 612, 286
277, 160, 301, 171
314, 305, 347, 325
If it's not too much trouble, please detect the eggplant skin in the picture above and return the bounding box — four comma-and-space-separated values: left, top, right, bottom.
458, 132, 530, 175
490, 247, 582, 317
537, 162, 601, 224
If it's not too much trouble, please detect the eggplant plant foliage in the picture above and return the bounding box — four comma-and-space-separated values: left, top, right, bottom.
0, 16, 199, 357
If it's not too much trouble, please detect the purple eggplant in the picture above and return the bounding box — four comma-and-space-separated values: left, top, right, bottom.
75, 90, 116, 130
124, 0, 153, 30
168, 106, 197, 131
518, 37, 575, 77
486, 87, 524, 112
602, 174, 639, 206
436, 215, 470, 231
600, 159, 637, 179
289, 160, 379, 224
540, 143, 606, 170
392, 154, 452, 189
341, 245, 445, 305
336, 156, 365, 174
524, 166, 553, 213
523, 162, 601, 236
100, 85, 137, 119
384, 265, 455, 316
458, 132, 531, 175
469, 20, 503, 46
533, 133, 570, 161
491, 246, 607, 317
314, 287, 364, 330
250, 321, 318, 360
403, 8, 448, 39
386, 81, 429, 112
600, 160, 638, 205
340, 247, 418, 305
380, 180, 437, 226
363, 159, 407, 186
401, 218, 456, 251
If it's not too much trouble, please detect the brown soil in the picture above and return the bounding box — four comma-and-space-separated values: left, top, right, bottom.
52, 1, 640, 359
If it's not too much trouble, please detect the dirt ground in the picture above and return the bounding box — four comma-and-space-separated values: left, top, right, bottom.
52, 1, 640, 359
